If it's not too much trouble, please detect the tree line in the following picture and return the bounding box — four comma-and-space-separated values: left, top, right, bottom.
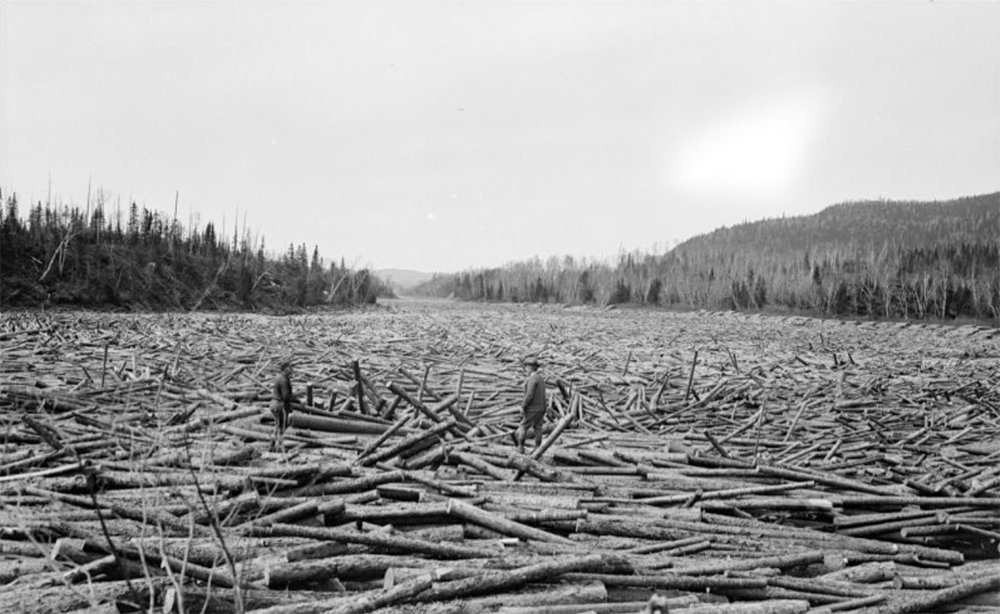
412, 193, 1000, 321
0, 189, 393, 311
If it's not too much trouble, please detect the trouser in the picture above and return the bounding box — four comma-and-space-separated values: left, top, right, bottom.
271, 401, 290, 433
519, 408, 545, 435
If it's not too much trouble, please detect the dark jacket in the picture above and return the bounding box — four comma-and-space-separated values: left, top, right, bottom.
272, 373, 294, 410
522, 371, 546, 414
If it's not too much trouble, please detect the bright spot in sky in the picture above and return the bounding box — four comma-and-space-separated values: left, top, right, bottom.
671, 93, 825, 197
427, 212, 435, 221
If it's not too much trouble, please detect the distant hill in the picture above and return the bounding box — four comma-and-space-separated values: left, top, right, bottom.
411, 192, 998, 320
375, 269, 435, 292
672, 192, 999, 259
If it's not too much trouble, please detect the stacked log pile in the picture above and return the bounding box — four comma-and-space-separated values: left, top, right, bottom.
1, 302, 997, 614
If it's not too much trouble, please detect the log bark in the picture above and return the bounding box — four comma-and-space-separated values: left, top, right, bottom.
411, 553, 612, 603
289, 413, 393, 436
867, 571, 1000, 614
356, 419, 457, 467
250, 522, 496, 560
0, 577, 174, 614
355, 414, 412, 463
497, 600, 810, 614
447, 499, 579, 547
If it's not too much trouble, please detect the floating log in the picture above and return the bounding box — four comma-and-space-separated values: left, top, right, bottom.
289, 413, 395, 436
1, 304, 996, 614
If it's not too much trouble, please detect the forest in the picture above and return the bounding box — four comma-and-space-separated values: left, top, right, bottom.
0, 189, 392, 311
412, 193, 1000, 321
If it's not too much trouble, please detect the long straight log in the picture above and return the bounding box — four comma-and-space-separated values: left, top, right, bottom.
337, 501, 452, 525
767, 575, 874, 599
240, 500, 318, 528
0, 460, 88, 484
266, 554, 442, 588
284, 469, 407, 497
23, 486, 207, 536
288, 413, 394, 436
756, 464, 905, 497
673, 550, 825, 575
869, 571, 1000, 614
377, 581, 610, 614
625, 481, 816, 506
561, 571, 768, 590
250, 522, 495, 560
840, 495, 1000, 508
0, 577, 173, 614
697, 513, 966, 565
411, 553, 611, 603
807, 594, 888, 614
446, 499, 579, 547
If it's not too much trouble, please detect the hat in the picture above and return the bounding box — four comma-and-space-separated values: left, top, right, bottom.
523, 356, 540, 367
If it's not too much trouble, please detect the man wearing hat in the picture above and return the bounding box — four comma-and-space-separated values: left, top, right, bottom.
516, 356, 547, 454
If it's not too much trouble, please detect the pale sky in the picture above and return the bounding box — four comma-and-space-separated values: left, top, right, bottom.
2, 1, 998, 273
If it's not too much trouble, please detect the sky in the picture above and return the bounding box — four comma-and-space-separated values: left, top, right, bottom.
1, 1, 998, 273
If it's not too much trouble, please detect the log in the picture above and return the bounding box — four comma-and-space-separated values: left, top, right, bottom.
446, 499, 579, 547
819, 561, 896, 584
562, 571, 769, 590
410, 553, 613, 603
3, 301, 998, 614
324, 573, 437, 614
356, 419, 457, 467
286, 541, 349, 562
450, 451, 512, 481
0, 577, 174, 614
498, 600, 810, 614
285, 469, 407, 497
23, 486, 208, 537
377, 581, 609, 614
289, 413, 394, 435
869, 571, 1000, 614
250, 523, 496, 560
355, 414, 412, 463
240, 500, 319, 528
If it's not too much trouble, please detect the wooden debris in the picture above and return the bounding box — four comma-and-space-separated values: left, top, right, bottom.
1, 303, 997, 612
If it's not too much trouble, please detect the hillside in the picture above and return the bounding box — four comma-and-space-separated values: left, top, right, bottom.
673, 193, 998, 259
0, 190, 393, 311
412, 192, 999, 321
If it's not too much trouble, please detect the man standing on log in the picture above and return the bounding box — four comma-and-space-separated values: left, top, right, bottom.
516, 356, 547, 454
270, 361, 297, 453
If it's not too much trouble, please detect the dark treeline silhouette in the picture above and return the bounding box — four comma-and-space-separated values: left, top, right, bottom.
412, 193, 999, 321
0, 188, 393, 311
